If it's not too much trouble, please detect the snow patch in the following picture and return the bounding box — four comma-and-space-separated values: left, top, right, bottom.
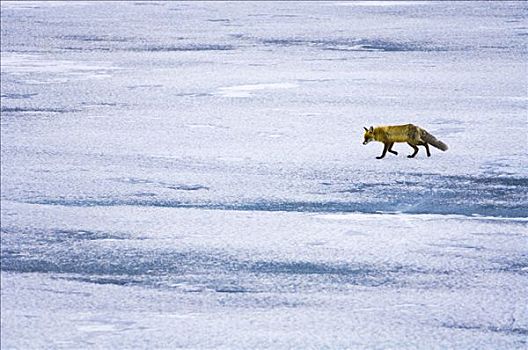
215, 83, 299, 98
0, 54, 119, 83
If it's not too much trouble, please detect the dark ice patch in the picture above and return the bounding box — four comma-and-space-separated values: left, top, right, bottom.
58, 34, 132, 42
261, 37, 446, 52
111, 177, 209, 191
21, 172, 528, 218
442, 322, 528, 336
52, 229, 128, 242
133, 1, 165, 5
249, 260, 377, 276
62, 46, 111, 52
66, 276, 143, 286
214, 285, 249, 293
1, 227, 128, 245
81, 101, 124, 107
1, 248, 228, 277
174, 92, 212, 98
126, 84, 163, 90
26, 195, 527, 218
272, 14, 300, 18
133, 192, 157, 197
129, 44, 235, 52
0, 223, 476, 292
428, 242, 486, 251
1, 106, 78, 113
166, 184, 209, 191
0, 246, 401, 289
1, 93, 38, 99
448, 175, 528, 188
490, 255, 528, 275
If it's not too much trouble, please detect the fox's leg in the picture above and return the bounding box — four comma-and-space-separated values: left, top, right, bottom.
407, 143, 419, 158
388, 142, 398, 155
422, 143, 431, 157
377, 143, 389, 159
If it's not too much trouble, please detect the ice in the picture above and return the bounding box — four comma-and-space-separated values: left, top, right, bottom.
0, 1, 93, 10
215, 83, 299, 98
332, 1, 430, 7
1, 1, 527, 348
0, 53, 119, 85
1, 202, 527, 348
0, 54, 118, 74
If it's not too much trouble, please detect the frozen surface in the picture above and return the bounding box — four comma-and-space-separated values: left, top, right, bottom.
1, 1, 527, 349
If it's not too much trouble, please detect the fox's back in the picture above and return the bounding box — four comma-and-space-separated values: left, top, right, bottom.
376, 124, 419, 143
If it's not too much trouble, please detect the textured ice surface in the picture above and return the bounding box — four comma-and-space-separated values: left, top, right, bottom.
1, 1, 527, 349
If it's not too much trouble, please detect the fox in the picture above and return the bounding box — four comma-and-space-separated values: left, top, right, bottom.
363, 124, 448, 159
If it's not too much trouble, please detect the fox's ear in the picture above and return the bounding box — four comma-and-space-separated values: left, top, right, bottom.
369, 126, 374, 132
364, 127, 368, 132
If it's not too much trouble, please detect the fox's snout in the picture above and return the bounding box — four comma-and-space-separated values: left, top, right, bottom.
363, 139, 372, 145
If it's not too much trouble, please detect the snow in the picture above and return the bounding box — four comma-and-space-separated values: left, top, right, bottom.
1, 1, 527, 348
215, 83, 299, 98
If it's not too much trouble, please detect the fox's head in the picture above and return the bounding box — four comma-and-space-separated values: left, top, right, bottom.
363, 126, 375, 145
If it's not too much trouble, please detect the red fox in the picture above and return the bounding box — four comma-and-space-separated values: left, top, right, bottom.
363, 124, 448, 159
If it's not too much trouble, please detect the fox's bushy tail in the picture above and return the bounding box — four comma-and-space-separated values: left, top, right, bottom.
422, 130, 448, 151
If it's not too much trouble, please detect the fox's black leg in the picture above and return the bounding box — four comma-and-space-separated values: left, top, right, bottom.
388, 142, 398, 155
423, 143, 431, 157
377, 143, 389, 159
407, 143, 419, 158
